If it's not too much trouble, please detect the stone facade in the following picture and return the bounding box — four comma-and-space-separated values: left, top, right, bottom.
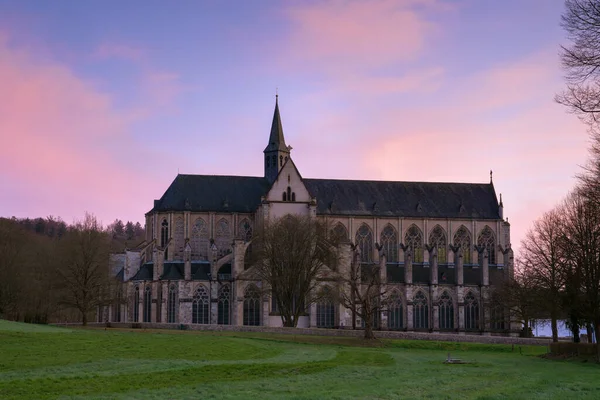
104, 98, 516, 336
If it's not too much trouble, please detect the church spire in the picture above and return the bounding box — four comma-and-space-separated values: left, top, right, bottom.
264, 94, 288, 152
264, 95, 291, 183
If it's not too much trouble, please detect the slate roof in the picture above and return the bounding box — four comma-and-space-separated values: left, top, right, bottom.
304, 179, 500, 219
131, 261, 212, 281
150, 175, 271, 214
150, 174, 500, 220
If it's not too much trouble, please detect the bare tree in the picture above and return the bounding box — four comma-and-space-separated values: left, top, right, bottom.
56, 213, 113, 325
561, 191, 600, 343
489, 264, 543, 338
519, 208, 567, 342
249, 215, 340, 328
335, 244, 387, 340
557, 0, 600, 129
0, 219, 28, 320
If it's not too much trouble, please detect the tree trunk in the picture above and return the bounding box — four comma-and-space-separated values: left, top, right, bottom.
363, 321, 375, 340
551, 313, 559, 343
586, 323, 594, 343
82, 312, 88, 326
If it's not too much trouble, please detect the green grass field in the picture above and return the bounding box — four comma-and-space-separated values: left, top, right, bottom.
0, 320, 598, 399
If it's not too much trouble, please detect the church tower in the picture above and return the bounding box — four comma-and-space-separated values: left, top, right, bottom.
264, 95, 291, 183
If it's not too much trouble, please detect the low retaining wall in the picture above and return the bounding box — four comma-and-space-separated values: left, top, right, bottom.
72, 322, 551, 346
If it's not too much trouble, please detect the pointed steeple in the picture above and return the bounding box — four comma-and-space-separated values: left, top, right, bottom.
264, 95, 288, 152
264, 95, 291, 183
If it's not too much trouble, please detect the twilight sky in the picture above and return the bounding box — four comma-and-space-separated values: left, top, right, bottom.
0, 0, 589, 255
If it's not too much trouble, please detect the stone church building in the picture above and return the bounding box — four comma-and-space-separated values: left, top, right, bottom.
107, 97, 514, 335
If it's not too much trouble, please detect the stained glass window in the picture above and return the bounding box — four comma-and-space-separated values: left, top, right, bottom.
380, 225, 398, 262
439, 291, 454, 330
477, 226, 496, 265
355, 224, 373, 263
243, 285, 261, 326
429, 225, 447, 264
192, 286, 209, 324
453, 226, 472, 264
405, 225, 423, 263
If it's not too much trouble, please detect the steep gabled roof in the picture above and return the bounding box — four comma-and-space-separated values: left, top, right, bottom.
149, 174, 500, 220
150, 174, 271, 214
303, 179, 500, 219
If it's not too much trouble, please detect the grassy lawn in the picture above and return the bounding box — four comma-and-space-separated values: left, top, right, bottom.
0, 320, 598, 399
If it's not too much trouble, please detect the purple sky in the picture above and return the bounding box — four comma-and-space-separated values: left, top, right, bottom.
0, 0, 589, 255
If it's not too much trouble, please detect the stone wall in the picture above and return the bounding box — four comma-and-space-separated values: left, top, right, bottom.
79, 322, 550, 346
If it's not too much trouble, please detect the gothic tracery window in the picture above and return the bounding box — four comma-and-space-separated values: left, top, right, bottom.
453, 226, 472, 264
380, 225, 398, 263
477, 226, 496, 265
243, 285, 261, 326
465, 292, 480, 331
191, 218, 210, 260
218, 285, 230, 325
160, 219, 169, 248
215, 218, 231, 257
387, 291, 403, 330
438, 291, 454, 330
143, 286, 152, 323
134, 286, 140, 322
167, 284, 177, 323
413, 291, 429, 330
239, 219, 252, 242
331, 222, 349, 243
173, 217, 184, 260
405, 225, 423, 263
355, 224, 374, 263
429, 225, 447, 264
316, 287, 335, 328
192, 286, 209, 324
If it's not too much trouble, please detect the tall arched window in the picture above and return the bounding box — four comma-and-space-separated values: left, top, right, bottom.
239, 219, 252, 242
465, 292, 480, 331
287, 186, 291, 202
167, 284, 177, 323
429, 225, 447, 264
405, 225, 423, 263
160, 219, 169, 248
218, 285, 231, 325
453, 226, 472, 264
387, 291, 403, 330
380, 225, 398, 262
215, 218, 231, 257
438, 291, 454, 330
413, 291, 429, 330
316, 287, 335, 328
191, 218, 210, 259
331, 222, 349, 243
243, 285, 261, 326
133, 286, 140, 322
173, 217, 184, 260
477, 226, 496, 265
192, 286, 209, 324
143, 286, 152, 323
355, 224, 374, 263
282, 192, 287, 201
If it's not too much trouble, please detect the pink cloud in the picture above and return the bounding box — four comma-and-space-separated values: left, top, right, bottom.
0, 33, 169, 225
284, 0, 449, 73
355, 53, 588, 255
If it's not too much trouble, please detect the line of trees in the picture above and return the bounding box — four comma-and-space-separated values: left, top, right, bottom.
510, 191, 600, 343
509, 0, 600, 344
0, 214, 144, 324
